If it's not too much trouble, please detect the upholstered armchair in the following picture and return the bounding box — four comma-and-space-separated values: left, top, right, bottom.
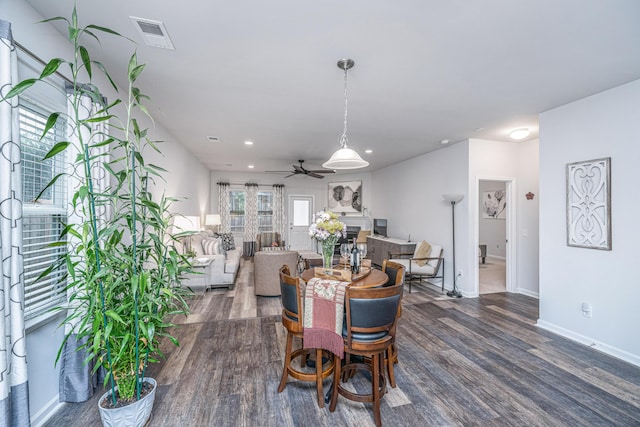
255, 232, 284, 251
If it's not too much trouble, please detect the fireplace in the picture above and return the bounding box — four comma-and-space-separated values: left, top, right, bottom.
334, 226, 361, 254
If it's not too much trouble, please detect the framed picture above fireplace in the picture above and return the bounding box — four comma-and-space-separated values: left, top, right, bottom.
328, 180, 362, 214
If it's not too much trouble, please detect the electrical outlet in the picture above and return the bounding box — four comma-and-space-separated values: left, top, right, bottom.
581, 302, 592, 318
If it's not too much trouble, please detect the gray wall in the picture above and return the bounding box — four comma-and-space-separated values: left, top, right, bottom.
538, 78, 640, 365
479, 180, 507, 258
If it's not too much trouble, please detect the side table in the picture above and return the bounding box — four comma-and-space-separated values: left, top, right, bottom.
182, 257, 213, 294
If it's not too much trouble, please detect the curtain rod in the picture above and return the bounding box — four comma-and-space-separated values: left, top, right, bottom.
15, 40, 74, 86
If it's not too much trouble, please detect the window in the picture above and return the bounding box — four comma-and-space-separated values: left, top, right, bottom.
229, 190, 245, 233
20, 101, 68, 322
257, 191, 273, 232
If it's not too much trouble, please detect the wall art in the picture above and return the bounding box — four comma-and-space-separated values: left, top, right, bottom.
481, 190, 506, 219
328, 181, 362, 214
566, 157, 611, 250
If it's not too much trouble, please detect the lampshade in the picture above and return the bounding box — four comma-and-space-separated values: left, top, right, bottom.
322, 147, 369, 169
205, 214, 221, 226
442, 194, 464, 203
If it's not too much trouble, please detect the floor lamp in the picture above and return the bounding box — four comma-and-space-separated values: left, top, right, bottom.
442, 194, 464, 298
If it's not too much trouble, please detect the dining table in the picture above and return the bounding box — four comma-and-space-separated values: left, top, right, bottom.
301, 266, 389, 288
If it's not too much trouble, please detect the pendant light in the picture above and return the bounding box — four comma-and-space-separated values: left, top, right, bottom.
322, 59, 369, 170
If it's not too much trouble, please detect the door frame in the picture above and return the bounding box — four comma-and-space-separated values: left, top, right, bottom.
287, 194, 315, 251
473, 176, 516, 295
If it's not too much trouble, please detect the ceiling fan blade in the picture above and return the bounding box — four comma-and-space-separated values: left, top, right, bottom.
265, 170, 294, 173
307, 172, 325, 179
284, 173, 296, 178
306, 169, 335, 174
292, 165, 304, 173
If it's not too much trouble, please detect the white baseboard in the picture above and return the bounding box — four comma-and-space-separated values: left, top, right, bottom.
486, 254, 506, 260
517, 288, 539, 299
536, 320, 640, 368
31, 395, 64, 427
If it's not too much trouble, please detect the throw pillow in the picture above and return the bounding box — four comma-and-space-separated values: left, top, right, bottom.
413, 240, 432, 267
220, 232, 235, 251
202, 238, 223, 256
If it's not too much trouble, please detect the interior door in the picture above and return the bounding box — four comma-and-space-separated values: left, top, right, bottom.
288, 195, 314, 251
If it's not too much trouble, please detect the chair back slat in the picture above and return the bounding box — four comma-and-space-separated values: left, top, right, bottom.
279, 265, 302, 321
345, 283, 403, 342
381, 260, 405, 287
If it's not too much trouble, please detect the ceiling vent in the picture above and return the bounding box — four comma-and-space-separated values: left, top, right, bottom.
207, 136, 221, 143
129, 17, 175, 50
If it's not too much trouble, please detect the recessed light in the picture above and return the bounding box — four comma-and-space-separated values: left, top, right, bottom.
226, 163, 232, 167
248, 165, 254, 169
365, 149, 373, 154
510, 128, 530, 140
244, 140, 253, 145
206, 136, 220, 142
441, 139, 449, 145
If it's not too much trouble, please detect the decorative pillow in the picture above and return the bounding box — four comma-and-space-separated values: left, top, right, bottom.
219, 232, 235, 251
202, 238, 223, 255
413, 240, 432, 267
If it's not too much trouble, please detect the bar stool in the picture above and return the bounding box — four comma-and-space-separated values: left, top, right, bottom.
381, 260, 405, 388
277, 265, 334, 407
329, 282, 403, 427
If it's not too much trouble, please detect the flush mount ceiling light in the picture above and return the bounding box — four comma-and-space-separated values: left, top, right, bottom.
322, 59, 369, 170
244, 140, 253, 145
510, 128, 530, 140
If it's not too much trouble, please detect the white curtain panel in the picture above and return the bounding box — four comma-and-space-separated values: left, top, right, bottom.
59, 86, 110, 402
273, 184, 285, 239
243, 184, 258, 256
0, 19, 31, 427
217, 182, 230, 233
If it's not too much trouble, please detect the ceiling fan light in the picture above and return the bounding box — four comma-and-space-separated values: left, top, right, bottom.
323, 147, 369, 169
509, 128, 530, 140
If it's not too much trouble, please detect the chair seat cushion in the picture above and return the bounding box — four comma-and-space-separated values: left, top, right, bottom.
342, 324, 389, 341
393, 258, 436, 275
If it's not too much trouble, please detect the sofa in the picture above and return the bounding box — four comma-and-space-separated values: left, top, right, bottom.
190, 232, 242, 289
253, 250, 299, 296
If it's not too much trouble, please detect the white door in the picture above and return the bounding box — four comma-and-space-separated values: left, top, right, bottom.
288, 195, 314, 251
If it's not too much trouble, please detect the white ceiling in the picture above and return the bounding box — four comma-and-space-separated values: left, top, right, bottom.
24, 0, 640, 175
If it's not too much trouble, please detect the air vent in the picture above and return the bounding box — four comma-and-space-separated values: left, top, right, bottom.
207, 136, 221, 142
130, 17, 175, 50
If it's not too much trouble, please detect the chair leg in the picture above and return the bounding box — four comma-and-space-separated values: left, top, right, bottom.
372, 353, 382, 427
386, 344, 396, 388
329, 355, 341, 412
277, 332, 293, 393
315, 348, 324, 408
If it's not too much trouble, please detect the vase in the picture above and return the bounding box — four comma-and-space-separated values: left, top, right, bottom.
98, 377, 157, 427
321, 237, 337, 272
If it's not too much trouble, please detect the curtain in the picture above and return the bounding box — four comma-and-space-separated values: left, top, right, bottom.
58, 84, 109, 403
217, 182, 230, 233
273, 184, 285, 244
243, 183, 258, 257
0, 19, 31, 427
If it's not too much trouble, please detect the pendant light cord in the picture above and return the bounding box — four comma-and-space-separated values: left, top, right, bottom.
340, 64, 349, 148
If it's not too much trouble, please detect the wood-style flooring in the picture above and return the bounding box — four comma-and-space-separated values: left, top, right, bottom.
44, 259, 640, 426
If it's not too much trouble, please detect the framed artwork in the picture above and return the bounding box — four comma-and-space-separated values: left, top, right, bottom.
566, 157, 611, 250
328, 181, 362, 214
481, 190, 506, 219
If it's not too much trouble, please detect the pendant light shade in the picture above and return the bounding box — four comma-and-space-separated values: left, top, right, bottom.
323, 59, 369, 170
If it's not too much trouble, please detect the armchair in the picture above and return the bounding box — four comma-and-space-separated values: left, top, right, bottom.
389, 242, 444, 293
255, 232, 284, 251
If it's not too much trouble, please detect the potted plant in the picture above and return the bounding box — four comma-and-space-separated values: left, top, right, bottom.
3, 6, 192, 426
308, 211, 347, 271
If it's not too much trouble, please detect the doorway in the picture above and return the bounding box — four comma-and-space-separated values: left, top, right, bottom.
475, 178, 515, 295
288, 195, 314, 251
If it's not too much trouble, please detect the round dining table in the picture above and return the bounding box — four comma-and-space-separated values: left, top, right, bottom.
301, 267, 388, 288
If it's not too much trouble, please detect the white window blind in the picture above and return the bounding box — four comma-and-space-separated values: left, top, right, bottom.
229, 190, 245, 232
19, 102, 68, 321
257, 191, 273, 232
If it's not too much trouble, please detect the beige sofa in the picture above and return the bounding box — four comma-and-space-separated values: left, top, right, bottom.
253, 250, 299, 296
190, 232, 242, 289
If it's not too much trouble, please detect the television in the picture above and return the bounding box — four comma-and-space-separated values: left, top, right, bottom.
373, 218, 387, 237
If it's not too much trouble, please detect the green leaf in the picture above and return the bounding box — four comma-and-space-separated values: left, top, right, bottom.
39, 58, 65, 79
105, 310, 124, 324
41, 113, 61, 139
39, 16, 68, 25
94, 61, 118, 92
35, 173, 64, 202
82, 115, 114, 123
86, 24, 123, 38
79, 46, 92, 78
42, 141, 69, 160
130, 64, 146, 83
2, 79, 37, 100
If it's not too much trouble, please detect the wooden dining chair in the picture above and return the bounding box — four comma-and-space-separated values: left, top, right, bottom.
277, 265, 334, 408
329, 282, 403, 427
380, 260, 405, 388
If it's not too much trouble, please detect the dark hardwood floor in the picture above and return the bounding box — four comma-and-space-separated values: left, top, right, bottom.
44, 260, 640, 426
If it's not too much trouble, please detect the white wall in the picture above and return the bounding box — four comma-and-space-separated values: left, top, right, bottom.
5, 1, 211, 423
479, 180, 507, 258
372, 142, 469, 292
538, 79, 640, 365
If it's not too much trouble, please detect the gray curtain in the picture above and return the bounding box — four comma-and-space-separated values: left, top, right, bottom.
58, 84, 109, 402
243, 183, 258, 257
0, 19, 31, 427
217, 182, 230, 232
273, 184, 285, 245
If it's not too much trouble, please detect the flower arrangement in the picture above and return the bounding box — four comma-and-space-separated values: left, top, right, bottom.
309, 211, 346, 270
309, 211, 347, 241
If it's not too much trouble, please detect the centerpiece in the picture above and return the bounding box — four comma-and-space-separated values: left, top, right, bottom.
309, 211, 347, 271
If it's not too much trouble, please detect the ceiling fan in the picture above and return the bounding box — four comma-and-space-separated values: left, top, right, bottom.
266, 160, 336, 179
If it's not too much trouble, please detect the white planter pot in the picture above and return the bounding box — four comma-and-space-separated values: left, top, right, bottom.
98, 377, 157, 427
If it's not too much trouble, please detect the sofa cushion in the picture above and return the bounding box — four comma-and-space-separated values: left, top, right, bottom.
224, 249, 241, 273
202, 237, 224, 255
214, 232, 236, 251
413, 240, 432, 266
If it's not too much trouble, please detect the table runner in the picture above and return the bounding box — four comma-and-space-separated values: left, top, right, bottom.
303, 277, 348, 359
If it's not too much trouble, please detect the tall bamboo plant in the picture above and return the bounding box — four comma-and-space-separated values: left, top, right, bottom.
3, 6, 192, 405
